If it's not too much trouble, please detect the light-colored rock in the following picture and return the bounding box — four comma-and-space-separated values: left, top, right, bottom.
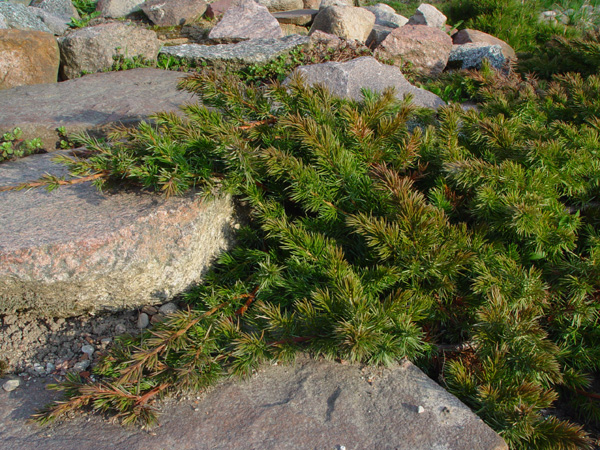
208, 0, 283, 42
272, 8, 317, 25
2, 378, 20, 392
96, 0, 145, 18
448, 42, 505, 69
256, 0, 303, 13
72, 360, 90, 372
286, 56, 445, 109
0, 151, 238, 317
29, 7, 69, 35
0, 68, 193, 157
137, 312, 150, 328
58, 22, 160, 79
374, 24, 452, 76
0, 29, 59, 90
363, 3, 407, 28
303, 0, 319, 8
141, 0, 208, 26
310, 5, 374, 42
318, 0, 352, 9
408, 3, 446, 28
280, 22, 308, 35
30, 0, 79, 21
161, 35, 309, 69
81, 345, 95, 356
452, 29, 516, 61
0, 13, 6, 28
0, 2, 51, 32
158, 302, 178, 315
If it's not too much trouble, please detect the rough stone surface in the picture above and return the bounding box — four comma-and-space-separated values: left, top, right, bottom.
0, 151, 238, 317
318, 0, 352, 9
58, 22, 160, 79
30, 0, 79, 21
287, 56, 445, 109
374, 24, 452, 76
448, 42, 505, 69
208, 0, 282, 42
303, 0, 319, 8
161, 34, 308, 69
310, 5, 374, 42
256, 0, 303, 13
0, 356, 508, 450
363, 3, 407, 28
96, 0, 145, 18
2, 379, 20, 392
408, 3, 446, 28
140, 0, 207, 26
365, 22, 392, 49
0, 68, 193, 150
452, 28, 516, 61
28, 7, 69, 35
0, 13, 6, 28
204, 0, 232, 19
272, 8, 317, 25
0, 2, 51, 32
279, 22, 307, 35
0, 29, 59, 90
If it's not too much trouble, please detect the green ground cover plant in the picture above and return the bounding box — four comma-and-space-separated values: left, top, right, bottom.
0, 128, 43, 163
30, 53, 600, 447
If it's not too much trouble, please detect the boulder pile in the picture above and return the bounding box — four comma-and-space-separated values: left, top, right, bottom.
0, 0, 516, 90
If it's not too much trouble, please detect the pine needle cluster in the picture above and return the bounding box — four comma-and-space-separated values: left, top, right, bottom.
32, 66, 600, 449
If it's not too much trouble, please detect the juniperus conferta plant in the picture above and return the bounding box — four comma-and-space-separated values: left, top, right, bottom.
30, 67, 600, 449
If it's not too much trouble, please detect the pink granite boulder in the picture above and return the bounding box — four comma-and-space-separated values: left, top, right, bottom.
208, 0, 283, 42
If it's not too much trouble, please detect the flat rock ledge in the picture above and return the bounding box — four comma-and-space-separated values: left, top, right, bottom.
0, 68, 194, 151
0, 152, 238, 317
160, 34, 310, 70
0, 356, 508, 450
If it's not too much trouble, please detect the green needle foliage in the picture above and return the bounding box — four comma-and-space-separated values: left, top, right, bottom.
34, 66, 600, 449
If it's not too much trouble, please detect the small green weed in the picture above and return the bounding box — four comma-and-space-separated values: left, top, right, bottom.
0, 128, 43, 163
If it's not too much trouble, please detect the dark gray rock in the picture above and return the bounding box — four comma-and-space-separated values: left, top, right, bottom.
448, 42, 505, 69
140, 0, 207, 26
161, 34, 309, 69
363, 3, 407, 28
287, 56, 445, 109
365, 23, 393, 49
0, 2, 51, 32
452, 29, 516, 61
208, 0, 283, 42
58, 22, 160, 79
28, 6, 69, 34
272, 8, 317, 25
29, 0, 79, 21
0, 356, 508, 449
0, 150, 238, 317
0, 68, 193, 149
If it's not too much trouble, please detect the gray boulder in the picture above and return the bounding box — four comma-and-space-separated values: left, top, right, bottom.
0, 12, 6, 28
29, 0, 79, 21
256, 0, 303, 12
452, 28, 516, 61
140, 0, 207, 26
310, 5, 375, 42
363, 3, 407, 28
209, 0, 283, 42
58, 22, 160, 79
0, 356, 508, 450
408, 3, 446, 28
0, 68, 192, 149
161, 34, 309, 70
448, 42, 505, 69
29, 7, 69, 34
0, 2, 51, 32
272, 8, 317, 25
0, 152, 238, 317
96, 0, 145, 18
286, 56, 445, 109
365, 23, 393, 49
